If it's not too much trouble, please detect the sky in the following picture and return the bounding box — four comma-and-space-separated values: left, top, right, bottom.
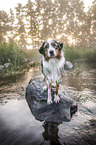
0, 0, 95, 13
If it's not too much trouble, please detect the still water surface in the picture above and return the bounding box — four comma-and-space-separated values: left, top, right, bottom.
0, 62, 96, 145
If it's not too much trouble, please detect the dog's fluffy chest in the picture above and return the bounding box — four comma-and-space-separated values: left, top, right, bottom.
43, 55, 65, 83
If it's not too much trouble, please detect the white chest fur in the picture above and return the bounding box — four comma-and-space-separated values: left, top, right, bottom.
43, 52, 65, 83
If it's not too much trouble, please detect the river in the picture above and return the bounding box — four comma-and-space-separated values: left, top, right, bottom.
0, 61, 96, 145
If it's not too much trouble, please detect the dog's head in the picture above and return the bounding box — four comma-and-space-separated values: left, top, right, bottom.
39, 40, 63, 61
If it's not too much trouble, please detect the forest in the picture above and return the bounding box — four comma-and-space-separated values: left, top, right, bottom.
0, 0, 96, 49
0, 0, 96, 74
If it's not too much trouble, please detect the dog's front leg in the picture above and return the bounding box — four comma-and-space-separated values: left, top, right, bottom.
54, 81, 60, 103
47, 83, 52, 105
43, 76, 47, 90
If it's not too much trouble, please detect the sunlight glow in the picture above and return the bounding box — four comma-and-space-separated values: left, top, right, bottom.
0, 0, 94, 14
48, 38, 53, 41
15, 36, 20, 41
40, 9, 44, 14
27, 38, 32, 44
26, 45, 33, 49
63, 14, 67, 20
52, 0, 55, 3
56, 35, 61, 40
68, 36, 76, 45
49, 19, 52, 25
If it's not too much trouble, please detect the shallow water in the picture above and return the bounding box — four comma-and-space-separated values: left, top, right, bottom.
0, 62, 96, 145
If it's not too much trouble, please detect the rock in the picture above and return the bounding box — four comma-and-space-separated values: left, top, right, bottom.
0, 63, 10, 70
0, 65, 4, 70
26, 78, 77, 123
4, 63, 10, 68
65, 61, 73, 70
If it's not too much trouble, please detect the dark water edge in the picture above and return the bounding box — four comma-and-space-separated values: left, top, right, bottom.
0, 62, 96, 145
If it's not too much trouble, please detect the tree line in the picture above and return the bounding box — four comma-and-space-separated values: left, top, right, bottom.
0, 0, 96, 49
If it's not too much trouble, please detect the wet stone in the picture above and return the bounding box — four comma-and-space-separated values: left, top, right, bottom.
26, 78, 77, 123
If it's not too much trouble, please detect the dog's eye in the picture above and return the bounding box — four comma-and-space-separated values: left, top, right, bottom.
51, 42, 56, 47
45, 44, 49, 48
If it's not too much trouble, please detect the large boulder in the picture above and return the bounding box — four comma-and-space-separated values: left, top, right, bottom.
26, 78, 77, 123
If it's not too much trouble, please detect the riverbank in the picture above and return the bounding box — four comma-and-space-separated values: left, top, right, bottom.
0, 40, 36, 78
0, 61, 35, 79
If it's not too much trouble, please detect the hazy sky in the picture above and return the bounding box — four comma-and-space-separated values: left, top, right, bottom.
0, 0, 94, 13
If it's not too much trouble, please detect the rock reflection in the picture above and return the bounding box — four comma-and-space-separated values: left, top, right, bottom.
42, 103, 77, 145
42, 122, 61, 145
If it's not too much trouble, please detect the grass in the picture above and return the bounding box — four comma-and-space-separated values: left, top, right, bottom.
64, 45, 96, 62
0, 40, 29, 77
0, 40, 25, 66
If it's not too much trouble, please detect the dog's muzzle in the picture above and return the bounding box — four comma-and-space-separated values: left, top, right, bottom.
49, 50, 54, 57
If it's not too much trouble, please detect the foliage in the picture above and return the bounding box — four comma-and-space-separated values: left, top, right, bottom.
0, 40, 25, 66
0, 0, 96, 49
64, 45, 96, 62
84, 48, 96, 62
64, 45, 82, 62
0, 10, 12, 42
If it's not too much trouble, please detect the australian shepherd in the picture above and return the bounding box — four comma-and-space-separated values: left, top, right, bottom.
39, 40, 65, 105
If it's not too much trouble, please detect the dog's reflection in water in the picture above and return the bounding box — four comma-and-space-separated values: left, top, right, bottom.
42, 106, 77, 145
42, 122, 61, 145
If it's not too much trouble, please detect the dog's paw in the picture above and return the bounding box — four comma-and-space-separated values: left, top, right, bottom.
54, 95, 60, 103
47, 97, 52, 105
43, 85, 47, 91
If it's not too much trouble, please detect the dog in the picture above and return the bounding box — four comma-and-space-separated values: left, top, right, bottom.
39, 40, 65, 105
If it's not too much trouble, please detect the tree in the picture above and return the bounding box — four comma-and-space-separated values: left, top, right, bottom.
24, 0, 39, 48
0, 10, 12, 43
87, 0, 96, 48
15, 3, 27, 49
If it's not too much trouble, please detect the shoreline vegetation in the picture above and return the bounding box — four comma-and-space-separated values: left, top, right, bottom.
0, 40, 35, 78
64, 45, 96, 63
0, 40, 96, 78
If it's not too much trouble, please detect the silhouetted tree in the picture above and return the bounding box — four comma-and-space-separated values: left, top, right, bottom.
87, 0, 96, 48
9, 9, 15, 34
0, 0, 96, 49
0, 11, 12, 43
24, 0, 39, 48
15, 3, 27, 49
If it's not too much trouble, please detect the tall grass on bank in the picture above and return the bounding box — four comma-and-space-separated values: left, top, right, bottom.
0, 40, 27, 76
0, 40, 25, 66
64, 45, 96, 62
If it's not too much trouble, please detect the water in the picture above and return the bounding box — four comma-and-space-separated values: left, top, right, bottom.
0, 62, 96, 145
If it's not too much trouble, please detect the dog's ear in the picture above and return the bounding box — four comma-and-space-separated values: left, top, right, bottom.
39, 42, 45, 55
60, 43, 63, 48
53, 40, 63, 50
58, 42, 63, 50
39, 46, 44, 55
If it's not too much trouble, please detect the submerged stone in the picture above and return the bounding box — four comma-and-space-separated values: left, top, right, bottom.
26, 78, 77, 123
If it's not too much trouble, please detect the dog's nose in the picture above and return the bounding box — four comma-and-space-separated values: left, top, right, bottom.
49, 50, 54, 55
